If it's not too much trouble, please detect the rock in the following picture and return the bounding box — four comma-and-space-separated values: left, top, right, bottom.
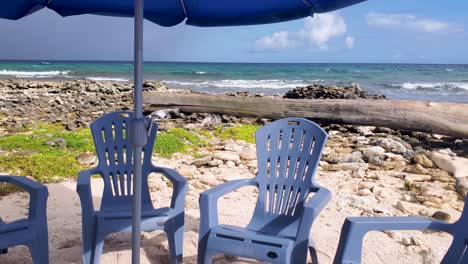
214, 151, 241, 163
226, 160, 236, 168
177, 165, 197, 178
322, 162, 368, 172
358, 189, 372, 196
396, 201, 425, 215
429, 170, 456, 183
430, 151, 468, 178
192, 156, 213, 167
432, 211, 451, 221
329, 151, 363, 164
401, 237, 415, 246
151, 108, 180, 120
76, 153, 96, 165
456, 177, 468, 198
356, 126, 375, 136
45, 137, 67, 148
405, 174, 432, 182
208, 159, 224, 167
358, 182, 375, 190
200, 175, 219, 187
338, 183, 357, 192
404, 164, 429, 175
223, 142, 243, 152
239, 149, 256, 160
413, 154, 433, 168
374, 138, 408, 154
361, 146, 385, 159
284, 84, 386, 100
246, 160, 258, 168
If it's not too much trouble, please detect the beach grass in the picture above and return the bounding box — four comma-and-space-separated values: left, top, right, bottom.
215, 124, 260, 144
0, 124, 93, 182
0, 124, 216, 186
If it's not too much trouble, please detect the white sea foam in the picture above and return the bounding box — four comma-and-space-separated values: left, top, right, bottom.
394, 82, 468, 90
161, 79, 320, 89
0, 70, 70, 78
194, 71, 207, 74
85, 77, 130, 82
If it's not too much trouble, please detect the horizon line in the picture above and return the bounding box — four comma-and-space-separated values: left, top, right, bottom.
0, 59, 467, 65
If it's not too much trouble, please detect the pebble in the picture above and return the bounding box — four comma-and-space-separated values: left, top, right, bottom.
76, 153, 96, 166
239, 149, 256, 160
357, 189, 372, 196
214, 151, 241, 163
432, 211, 451, 221
413, 154, 433, 168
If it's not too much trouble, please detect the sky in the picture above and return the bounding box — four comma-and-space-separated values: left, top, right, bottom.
0, 0, 467, 63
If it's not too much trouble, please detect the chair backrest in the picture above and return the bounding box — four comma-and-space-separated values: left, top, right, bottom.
90, 111, 158, 210
253, 118, 327, 218
442, 196, 468, 264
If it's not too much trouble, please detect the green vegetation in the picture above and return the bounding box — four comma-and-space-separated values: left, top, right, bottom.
0, 123, 94, 183
155, 128, 209, 158
0, 123, 258, 192
154, 133, 187, 158
215, 124, 260, 144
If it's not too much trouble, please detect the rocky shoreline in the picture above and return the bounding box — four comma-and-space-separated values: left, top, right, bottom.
1, 79, 468, 263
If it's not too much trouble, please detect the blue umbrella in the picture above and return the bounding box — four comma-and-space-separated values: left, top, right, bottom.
0, 0, 366, 263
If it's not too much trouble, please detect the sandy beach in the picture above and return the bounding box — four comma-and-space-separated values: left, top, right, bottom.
0, 80, 467, 264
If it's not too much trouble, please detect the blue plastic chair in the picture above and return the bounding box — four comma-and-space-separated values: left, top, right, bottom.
198, 118, 330, 264
76, 111, 188, 264
0, 176, 49, 264
334, 195, 468, 264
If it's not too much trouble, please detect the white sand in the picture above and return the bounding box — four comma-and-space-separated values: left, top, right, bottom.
0, 160, 458, 264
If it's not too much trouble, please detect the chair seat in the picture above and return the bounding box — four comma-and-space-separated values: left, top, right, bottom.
0, 219, 29, 234
96, 207, 171, 220
211, 224, 295, 244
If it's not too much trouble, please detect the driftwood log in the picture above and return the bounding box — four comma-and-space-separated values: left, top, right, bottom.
143, 92, 468, 138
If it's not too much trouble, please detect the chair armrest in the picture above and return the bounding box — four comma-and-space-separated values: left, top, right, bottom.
0, 176, 48, 221
76, 168, 101, 215
199, 179, 258, 236
150, 166, 188, 211
333, 216, 451, 264
296, 187, 332, 241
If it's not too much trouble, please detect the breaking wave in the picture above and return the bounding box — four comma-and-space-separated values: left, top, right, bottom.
387, 82, 468, 91
85, 77, 129, 82
161, 79, 321, 90
0, 69, 70, 78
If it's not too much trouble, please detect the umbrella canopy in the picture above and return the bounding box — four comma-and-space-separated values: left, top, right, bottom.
1, 0, 365, 26
0, 0, 366, 263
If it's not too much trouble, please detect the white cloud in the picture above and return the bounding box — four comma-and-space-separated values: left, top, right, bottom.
366, 13, 455, 33
299, 14, 347, 50
254, 31, 296, 51
345, 36, 355, 49
254, 13, 350, 52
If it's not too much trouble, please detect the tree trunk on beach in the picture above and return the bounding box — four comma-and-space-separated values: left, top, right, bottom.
143, 92, 468, 138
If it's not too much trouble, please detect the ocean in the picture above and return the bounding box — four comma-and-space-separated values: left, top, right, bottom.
1, 61, 468, 103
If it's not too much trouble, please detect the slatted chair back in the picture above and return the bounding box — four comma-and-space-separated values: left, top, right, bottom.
442, 198, 468, 264
90, 111, 158, 210
253, 118, 327, 219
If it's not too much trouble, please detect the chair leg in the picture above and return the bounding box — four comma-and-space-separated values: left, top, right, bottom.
91, 232, 106, 264
197, 243, 216, 264
309, 245, 318, 264
165, 222, 184, 264
30, 220, 49, 264
29, 237, 49, 264
82, 224, 96, 264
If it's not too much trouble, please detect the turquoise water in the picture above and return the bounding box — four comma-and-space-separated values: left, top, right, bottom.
1, 61, 468, 102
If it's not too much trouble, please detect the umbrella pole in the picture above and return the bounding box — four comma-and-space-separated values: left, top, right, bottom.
131, 0, 144, 263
